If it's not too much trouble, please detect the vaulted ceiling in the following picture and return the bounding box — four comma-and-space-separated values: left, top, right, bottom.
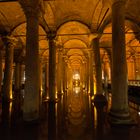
0, 0, 140, 73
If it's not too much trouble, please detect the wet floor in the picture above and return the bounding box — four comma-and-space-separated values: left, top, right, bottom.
0, 87, 140, 140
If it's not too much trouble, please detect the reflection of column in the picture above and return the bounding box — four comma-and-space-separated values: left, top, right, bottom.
20, 1, 40, 121
48, 32, 56, 101
2, 39, 14, 101
110, 0, 133, 124
0, 51, 3, 97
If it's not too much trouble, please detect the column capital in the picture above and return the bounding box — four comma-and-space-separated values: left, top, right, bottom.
19, 0, 44, 18
47, 31, 56, 40
2, 36, 17, 47
89, 33, 98, 43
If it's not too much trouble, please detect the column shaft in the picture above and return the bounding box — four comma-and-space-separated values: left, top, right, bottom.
48, 34, 56, 101
45, 62, 49, 99
2, 42, 14, 101
89, 51, 94, 97
57, 49, 63, 95
23, 14, 40, 121
93, 38, 103, 94
110, 0, 133, 124
14, 62, 21, 93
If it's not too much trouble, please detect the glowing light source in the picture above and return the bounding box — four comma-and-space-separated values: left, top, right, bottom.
73, 73, 80, 80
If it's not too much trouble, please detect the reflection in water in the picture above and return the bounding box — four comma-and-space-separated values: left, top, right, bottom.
48, 102, 57, 140
63, 86, 94, 140
0, 86, 117, 140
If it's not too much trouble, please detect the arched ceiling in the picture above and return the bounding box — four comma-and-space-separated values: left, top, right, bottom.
0, 0, 140, 72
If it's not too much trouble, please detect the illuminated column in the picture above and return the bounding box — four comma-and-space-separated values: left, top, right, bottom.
81, 63, 85, 89
39, 60, 43, 102
48, 32, 57, 101
92, 38, 107, 106
45, 61, 49, 99
103, 61, 109, 99
0, 51, 3, 97
86, 57, 90, 94
62, 58, 66, 93
20, 64, 25, 87
2, 38, 14, 102
89, 50, 94, 97
57, 47, 63, 95
110, 0, 133, 124
19, 0, 41, 121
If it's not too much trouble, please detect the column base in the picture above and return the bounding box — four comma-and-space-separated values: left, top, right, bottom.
109, 109, 137, 126
93, 94, 107, 108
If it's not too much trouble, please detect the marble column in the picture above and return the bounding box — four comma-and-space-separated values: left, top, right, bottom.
92, 38, 107, 107
20, 2, 40, 121
48, 32, 56, 102
109, 0, 133, 124
2, 39, 14, 102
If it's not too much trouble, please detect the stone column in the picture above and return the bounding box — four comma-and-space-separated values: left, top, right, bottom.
14, 62, 21, 108
62, 58, 65, 93
0, 51, 3, 98
39, 60, 43, 104
86, 57, 90, 94
48, 32, 56, 102
103, 61, 109, 100
109, 0, 133, 124
81, 63, 85, 89
45, 61, 49, 99
2, 38, 14, 102
19, 1, 41, 121
1, 37, 14, 126
57, 47, 63, 96
89, 50, 94, 97
92, 38, 107, 107
14, 62, 21, 94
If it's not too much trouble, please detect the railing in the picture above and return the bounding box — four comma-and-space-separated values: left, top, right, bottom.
128, 80, 140, 86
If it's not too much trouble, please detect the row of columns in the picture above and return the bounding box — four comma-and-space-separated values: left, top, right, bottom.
0, 0, 134, 125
